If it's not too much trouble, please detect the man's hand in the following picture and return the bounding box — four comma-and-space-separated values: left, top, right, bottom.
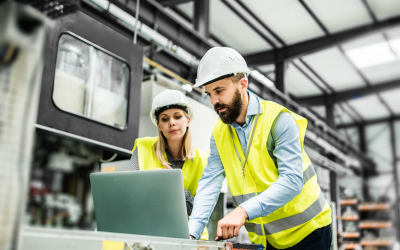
215, 206, 248, 241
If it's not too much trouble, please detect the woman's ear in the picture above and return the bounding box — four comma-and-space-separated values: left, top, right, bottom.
187, 117, 191, 127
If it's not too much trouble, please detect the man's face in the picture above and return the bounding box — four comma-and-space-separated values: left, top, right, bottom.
204, 78, 244, 124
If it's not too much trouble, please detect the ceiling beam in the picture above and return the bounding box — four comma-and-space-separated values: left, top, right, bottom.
221, 0, 276, 48
243, 15, 400, 66
108, 0, 212, 58
294, 79, 400, 106
193, 0, 210, 38
338, 115, 400, 129
155, 0, 193, 7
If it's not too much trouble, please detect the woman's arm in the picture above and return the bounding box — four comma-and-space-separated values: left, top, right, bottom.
126, 148, 140, 171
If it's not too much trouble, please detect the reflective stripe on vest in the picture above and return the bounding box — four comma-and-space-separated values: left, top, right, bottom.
243, 192, 325, 236
233, 164, 317, 206
263, 192, 325, 235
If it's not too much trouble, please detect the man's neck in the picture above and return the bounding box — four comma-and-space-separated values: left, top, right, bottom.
235, 92, 249, 127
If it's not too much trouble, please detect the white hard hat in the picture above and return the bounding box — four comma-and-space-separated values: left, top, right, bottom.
150, 89, 194, 125
194, 47, 251, 88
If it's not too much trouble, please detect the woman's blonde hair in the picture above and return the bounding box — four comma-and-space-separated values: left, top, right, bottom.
153, 111, 195, 165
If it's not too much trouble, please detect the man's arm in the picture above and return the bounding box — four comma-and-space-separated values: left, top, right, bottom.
239, 112, 304, 220
188, 134, 225, 239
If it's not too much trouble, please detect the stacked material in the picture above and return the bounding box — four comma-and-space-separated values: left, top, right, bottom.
0, 3, 46, 250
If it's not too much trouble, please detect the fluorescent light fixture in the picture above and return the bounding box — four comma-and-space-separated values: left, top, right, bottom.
345, 42, 397, 68
89, 0, 109, 9
250, 70, 275, 88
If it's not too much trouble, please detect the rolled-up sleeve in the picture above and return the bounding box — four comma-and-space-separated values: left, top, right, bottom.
188, 134, 225, 239
240, 112, 304, 220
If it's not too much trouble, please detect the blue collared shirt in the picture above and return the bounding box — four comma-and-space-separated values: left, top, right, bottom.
188, 92, 304, 239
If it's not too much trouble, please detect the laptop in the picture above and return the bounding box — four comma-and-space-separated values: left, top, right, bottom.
90, 170, 190, 239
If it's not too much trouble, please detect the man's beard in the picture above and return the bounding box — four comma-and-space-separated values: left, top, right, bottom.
214, 88, 244, 124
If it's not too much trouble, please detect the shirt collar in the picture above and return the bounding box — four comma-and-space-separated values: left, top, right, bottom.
246, 91, 263, 117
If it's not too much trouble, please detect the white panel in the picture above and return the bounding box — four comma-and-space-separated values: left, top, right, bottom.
286, 63, 322, 97
305, 0, 373, 33
360, 61, 400, 84
367, 0, 400, 20
210, 0, 271, 53
302, 47, 366, 91
292, 58, 331, 93
386, 26, 400, 40
342, 102, 362, 122
267, 72, 275, 82
241, 0, 325, 44
380, 88, 400, 115
176, 2, 193, 18
366, 123, 392, 162
347, 128, 359, 147
310, 106, 325, 118
338, 128, 359, 147
335, 105, 354, 124
367, 174, 396, 201
348, 95, 390, 120
257, 64, 275, 74
165, 7, 193, 30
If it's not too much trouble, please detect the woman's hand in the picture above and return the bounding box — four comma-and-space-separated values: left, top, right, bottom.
162, 163, 172, 169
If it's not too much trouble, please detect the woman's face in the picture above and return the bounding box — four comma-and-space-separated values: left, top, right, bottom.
157, 108, 190, 142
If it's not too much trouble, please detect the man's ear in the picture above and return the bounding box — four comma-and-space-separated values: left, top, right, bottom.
239, 77, 248, 91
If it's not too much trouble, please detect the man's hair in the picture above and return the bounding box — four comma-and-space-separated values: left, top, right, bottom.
230, 73, 246, 84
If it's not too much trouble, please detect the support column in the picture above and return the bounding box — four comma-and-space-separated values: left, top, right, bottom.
275, 60, 285, 93
194, 0, 210, 39
358, 125, 370, 201
326, 101, 335, 129
389, 120, 400, 241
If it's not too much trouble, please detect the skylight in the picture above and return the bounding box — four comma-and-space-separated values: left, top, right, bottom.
345, 41, 397, 68
389, 38, 400, 54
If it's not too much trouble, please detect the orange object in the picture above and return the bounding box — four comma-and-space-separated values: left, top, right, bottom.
361, 240, 393, 246
358, 203, 391, 211
341, 232, 360, 238
341, 216, 359, 221
341, 199, 358, 205
344, 243, 358, 249
359, 221, 392, 229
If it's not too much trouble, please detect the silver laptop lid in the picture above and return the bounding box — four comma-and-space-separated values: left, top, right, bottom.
90, 169, 189, 239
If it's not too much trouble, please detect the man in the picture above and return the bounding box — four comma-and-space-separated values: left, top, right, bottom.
188, 47, 332, 250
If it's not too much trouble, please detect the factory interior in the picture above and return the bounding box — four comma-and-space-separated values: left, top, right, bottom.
1, 0, 400, 250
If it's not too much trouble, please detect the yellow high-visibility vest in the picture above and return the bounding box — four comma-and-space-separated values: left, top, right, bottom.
132, 137, 209, 240
212, 101, 331, 249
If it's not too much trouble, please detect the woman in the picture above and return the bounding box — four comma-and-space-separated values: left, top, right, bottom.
127, 89, 209, 240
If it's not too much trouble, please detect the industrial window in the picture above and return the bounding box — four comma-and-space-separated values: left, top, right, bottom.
53, 33, 130, 129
